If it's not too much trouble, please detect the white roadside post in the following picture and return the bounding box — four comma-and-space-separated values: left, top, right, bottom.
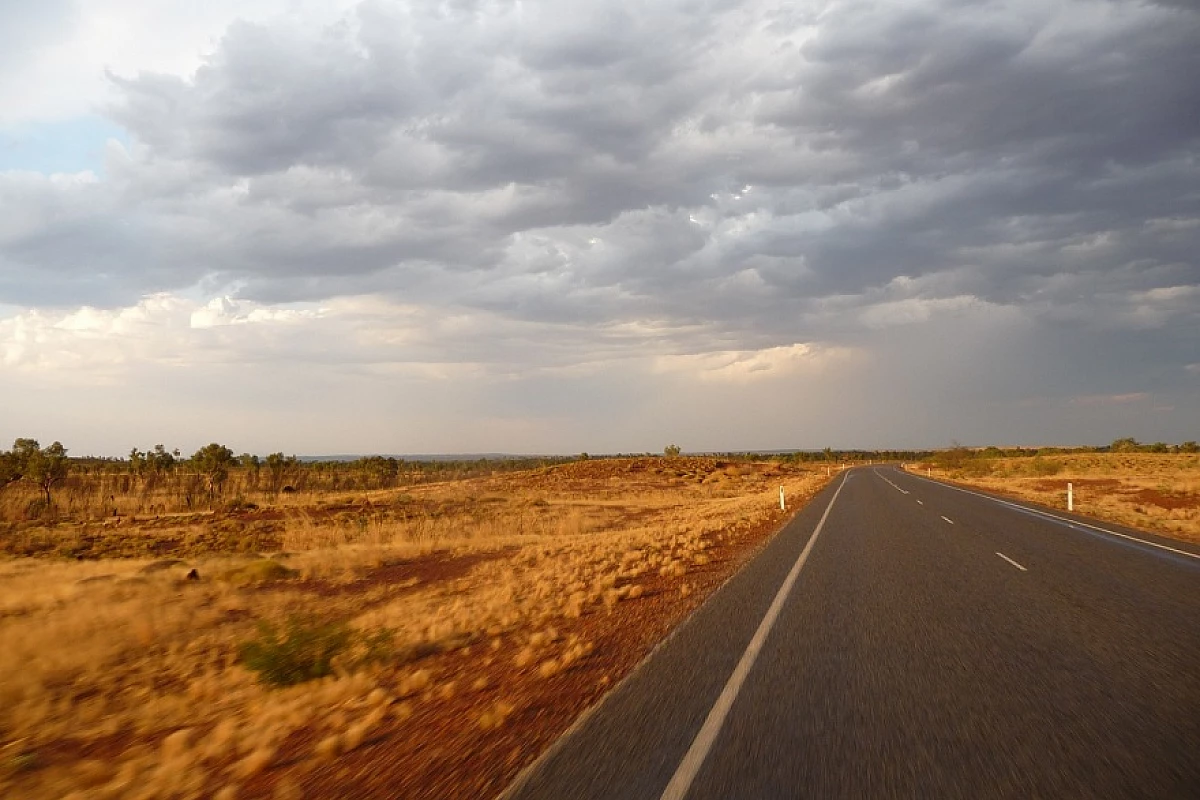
1068, 482, 1074, 512
779, 485, 786, 511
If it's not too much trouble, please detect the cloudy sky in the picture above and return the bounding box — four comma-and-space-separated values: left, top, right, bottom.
1, 0, 1197, 457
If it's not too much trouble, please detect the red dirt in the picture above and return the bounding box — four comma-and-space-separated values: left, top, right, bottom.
1130, 488, 1199, 510
233, 502, 801, 800
1026, 480, 1197, 510
255, 549, 520, 600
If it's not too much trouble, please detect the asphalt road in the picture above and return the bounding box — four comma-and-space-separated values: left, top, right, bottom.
501, 466, 1200, 800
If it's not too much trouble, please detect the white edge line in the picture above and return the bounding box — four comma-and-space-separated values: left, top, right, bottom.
995, 552, 1028, 571
497, 476, 843, 800
941, 515, 954, 524
903, 470, 1200, 561
659, 474, 849, 800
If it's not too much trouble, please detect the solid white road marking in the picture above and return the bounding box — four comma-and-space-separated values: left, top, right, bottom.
996, 552, 1028, 571
941, 516, 954, 525
909, 474, 1200, 562
874, 469, 910, 495
659, 475, 849, 800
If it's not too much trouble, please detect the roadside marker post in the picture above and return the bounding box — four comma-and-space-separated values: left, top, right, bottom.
779, 485, 786, 511
1068, 482, 1074, 512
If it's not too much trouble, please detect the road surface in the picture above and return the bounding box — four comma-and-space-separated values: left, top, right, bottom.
502, 466, 1200, 799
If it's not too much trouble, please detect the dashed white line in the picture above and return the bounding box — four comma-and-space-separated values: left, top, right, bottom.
941, 516, 954, 525
996, 552, 1028, 571
916, 500, 924, 505
911, 474, 1200, 562
659, 475, 849, 800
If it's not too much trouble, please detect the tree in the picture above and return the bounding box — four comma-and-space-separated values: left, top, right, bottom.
147, 445, 179, 477
1181, 441, 1199, 454
0, 447, 21, 489
1110, 437, 1140, 453
192, 443, 236, 497
356, 456, 399, 489
7, 439, 69, 510
664, 444, 682, 458
935, 441, 971, 470
129, 448, 148, 476
265, 452, 300, 495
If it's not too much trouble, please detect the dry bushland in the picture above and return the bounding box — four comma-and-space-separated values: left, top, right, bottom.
0, 457, 828, 799
914, 452, 1200, 544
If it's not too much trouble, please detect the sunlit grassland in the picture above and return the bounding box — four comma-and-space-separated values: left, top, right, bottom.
0, 457, 829, 799
916, 452, 1200, 544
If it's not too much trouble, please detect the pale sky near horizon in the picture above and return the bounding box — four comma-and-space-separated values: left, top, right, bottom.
1, 0, 1197, 457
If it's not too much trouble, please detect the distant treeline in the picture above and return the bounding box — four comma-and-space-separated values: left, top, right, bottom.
930, 438, 1199, 470
1, 436, 1195, 521
0, 438, 580, 520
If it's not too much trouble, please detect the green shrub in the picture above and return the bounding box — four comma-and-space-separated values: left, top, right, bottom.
1027, 457, 1062, 477
961, 459, 994, 477
239, 617, 353, 686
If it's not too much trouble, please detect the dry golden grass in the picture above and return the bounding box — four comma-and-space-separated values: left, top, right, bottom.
914, 452, 1200, 544
0, 457, 827, 799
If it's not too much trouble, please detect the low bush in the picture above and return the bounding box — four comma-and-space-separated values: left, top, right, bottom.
1027, 457, 1063, 477
239, 617, 353, 686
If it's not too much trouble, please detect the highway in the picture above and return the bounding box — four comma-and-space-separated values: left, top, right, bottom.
501, 466, 1200, 800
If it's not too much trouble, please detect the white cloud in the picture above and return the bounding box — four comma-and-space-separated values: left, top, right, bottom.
0, 0, 362, 126
858, 295, 986, 329
654, 343, 860, 383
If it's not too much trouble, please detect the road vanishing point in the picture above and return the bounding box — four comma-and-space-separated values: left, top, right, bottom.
502, 466, 1200, 800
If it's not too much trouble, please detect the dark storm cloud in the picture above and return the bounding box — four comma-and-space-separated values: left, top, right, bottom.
3, 0, 1198, 390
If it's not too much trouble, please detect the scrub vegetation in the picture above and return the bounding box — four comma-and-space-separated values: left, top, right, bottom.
0, 449, 838, 799
916, 442, 1200, 544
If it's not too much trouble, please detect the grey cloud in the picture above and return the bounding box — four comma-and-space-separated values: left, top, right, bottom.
2, 0, 1198, 444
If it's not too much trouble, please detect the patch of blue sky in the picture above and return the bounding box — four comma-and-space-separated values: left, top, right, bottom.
0, 115, 130, 175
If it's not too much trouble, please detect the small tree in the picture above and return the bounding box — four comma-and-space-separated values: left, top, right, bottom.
664, 444, 682, 458
1181, 441, 1199, 454
9, 439, 70, 510
265, 452, 300, 495
192, 443, 236, 497
129, 448, 148, 477
147, 445, 179, 477
356, 456, 399, 489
